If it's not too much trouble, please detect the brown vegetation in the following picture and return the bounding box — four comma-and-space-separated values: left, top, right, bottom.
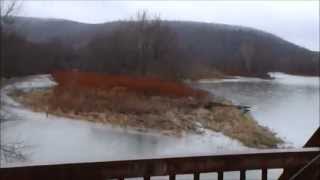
14, 88, 283, 148
51, 70, 209, 98
11, 71, 283, 148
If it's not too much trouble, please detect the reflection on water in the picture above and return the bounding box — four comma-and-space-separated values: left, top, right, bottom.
196, 73, 319, 147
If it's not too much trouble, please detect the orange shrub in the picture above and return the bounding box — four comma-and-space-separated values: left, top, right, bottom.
51, 70, 208, 98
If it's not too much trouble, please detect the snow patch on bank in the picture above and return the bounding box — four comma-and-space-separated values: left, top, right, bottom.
198, 76, 270, 83
197, 72, 319, 86
269, 72, 319, 87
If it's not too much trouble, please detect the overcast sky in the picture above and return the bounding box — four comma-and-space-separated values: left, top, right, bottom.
15, 0, 320, 51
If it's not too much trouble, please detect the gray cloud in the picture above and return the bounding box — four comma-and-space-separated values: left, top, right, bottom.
18, 0, 319, 51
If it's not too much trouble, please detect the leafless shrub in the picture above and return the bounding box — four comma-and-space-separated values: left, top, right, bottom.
0, 108, 28, 163
0, 142, 27, 163
1, 0, 22, 24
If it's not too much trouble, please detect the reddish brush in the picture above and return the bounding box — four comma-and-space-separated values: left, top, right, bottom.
51, 70, 208, 98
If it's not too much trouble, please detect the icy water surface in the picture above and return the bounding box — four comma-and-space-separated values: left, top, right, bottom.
1, 75, 246, 168
197, 72, 319, 147
1, 73, 318, 179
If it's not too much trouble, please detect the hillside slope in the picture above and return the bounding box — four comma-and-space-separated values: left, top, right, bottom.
4, 16, 319, 77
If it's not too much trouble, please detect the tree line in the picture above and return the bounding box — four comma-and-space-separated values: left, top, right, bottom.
1, 10, 319, 79
2, 11, 193, 80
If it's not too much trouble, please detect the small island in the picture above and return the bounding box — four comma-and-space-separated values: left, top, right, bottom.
11, 71, 283, 149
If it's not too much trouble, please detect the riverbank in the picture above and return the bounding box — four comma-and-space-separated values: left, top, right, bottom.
9, 75, 283, 148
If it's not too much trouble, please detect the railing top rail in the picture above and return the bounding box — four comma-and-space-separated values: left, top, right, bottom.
2, 147, 319, 169
1, 147, 319, 180
305, 127, 320, 147
279, 127, 320, 180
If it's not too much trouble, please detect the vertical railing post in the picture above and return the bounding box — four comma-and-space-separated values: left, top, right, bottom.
262, 169, 268, 180
218, 171, 224, 180
240, 170, 246, 180
194, 172, 200, 180
169, 174, 176, 180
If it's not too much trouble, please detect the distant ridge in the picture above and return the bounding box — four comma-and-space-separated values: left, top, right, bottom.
4, 16, 319, 77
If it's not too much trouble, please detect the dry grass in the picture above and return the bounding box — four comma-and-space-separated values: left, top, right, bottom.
201, 106, 282, 148
12, 86, 283, 148
9, 70, 283, 148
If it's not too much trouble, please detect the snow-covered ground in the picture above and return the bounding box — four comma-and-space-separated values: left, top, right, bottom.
198, 76, 270, 83
1, 75, 247, 168
269, 72, 319, 87
198, 72, 319, 87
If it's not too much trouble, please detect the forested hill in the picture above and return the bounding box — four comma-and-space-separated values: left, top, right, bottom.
2, 16, 319, 78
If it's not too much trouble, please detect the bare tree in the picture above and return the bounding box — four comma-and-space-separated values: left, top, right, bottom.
0, 112, 28, 163
240, 41, 255, 73
1, 0, 26, 160
87, 10, 183, 79
1, 0, 21, 25
0, 142, 27, 163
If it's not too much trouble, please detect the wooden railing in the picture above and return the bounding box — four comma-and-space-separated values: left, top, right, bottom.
279, 127, 320, 180
1, 128, 319, 180
1, 148, 319, 180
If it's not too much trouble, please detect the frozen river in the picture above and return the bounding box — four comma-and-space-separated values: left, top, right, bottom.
197, 72, 319, 147
1, 73, 319, 179
0, 75, 247, 168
